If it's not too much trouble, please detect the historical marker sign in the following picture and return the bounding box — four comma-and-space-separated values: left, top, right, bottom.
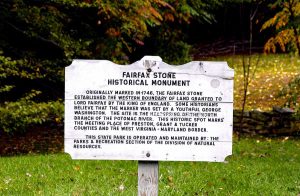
65, 56, 234, 162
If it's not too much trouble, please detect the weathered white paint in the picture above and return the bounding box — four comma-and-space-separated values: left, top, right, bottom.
65, 56, 234, 162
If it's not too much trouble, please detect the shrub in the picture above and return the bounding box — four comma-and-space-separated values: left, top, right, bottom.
155, 41, 192, 65
0, 92, 63, 133
278, 74, 300, 117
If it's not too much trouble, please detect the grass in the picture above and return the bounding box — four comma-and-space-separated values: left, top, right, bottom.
0, 54, 299, 195
1, 136, 300, 195
205, 54, 300, 111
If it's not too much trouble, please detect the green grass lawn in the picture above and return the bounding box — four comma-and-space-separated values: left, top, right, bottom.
0, 54, 299, 195
1, 136, 299, 195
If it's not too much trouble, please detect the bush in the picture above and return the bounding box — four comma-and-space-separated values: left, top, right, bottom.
155, 41, 192, 65
278, 74, 300, 117
0, 95, 63, 133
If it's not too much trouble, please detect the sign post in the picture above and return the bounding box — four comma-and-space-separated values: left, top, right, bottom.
65, 56, 234, 195
138, 161, 159, 196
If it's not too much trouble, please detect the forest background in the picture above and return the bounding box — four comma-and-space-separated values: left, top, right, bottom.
0, 0, 299, 136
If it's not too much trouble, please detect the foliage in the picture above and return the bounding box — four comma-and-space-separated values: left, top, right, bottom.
158, 41, 192, 64
278, 74, 300, 114
0, 137, 300, 194
0, 54, 64, 133
0, 0, 203, 63
261, 0, 300, 55
0, 0, 221, 132
0, 91, 63, 133
260, 0, 300, 116
1, 0, 224, 62
188, 0, 223, 24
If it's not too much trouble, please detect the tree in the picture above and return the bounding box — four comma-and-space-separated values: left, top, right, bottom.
261, 0, 300, 55
1, 0, 219, 132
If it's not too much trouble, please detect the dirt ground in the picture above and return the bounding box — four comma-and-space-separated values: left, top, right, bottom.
0, 125, 63, 156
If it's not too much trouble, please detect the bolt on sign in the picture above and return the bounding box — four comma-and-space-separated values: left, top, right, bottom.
65, 56, 234, 162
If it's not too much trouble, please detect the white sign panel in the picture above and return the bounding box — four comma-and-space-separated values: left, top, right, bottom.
65, 56, 234, 162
